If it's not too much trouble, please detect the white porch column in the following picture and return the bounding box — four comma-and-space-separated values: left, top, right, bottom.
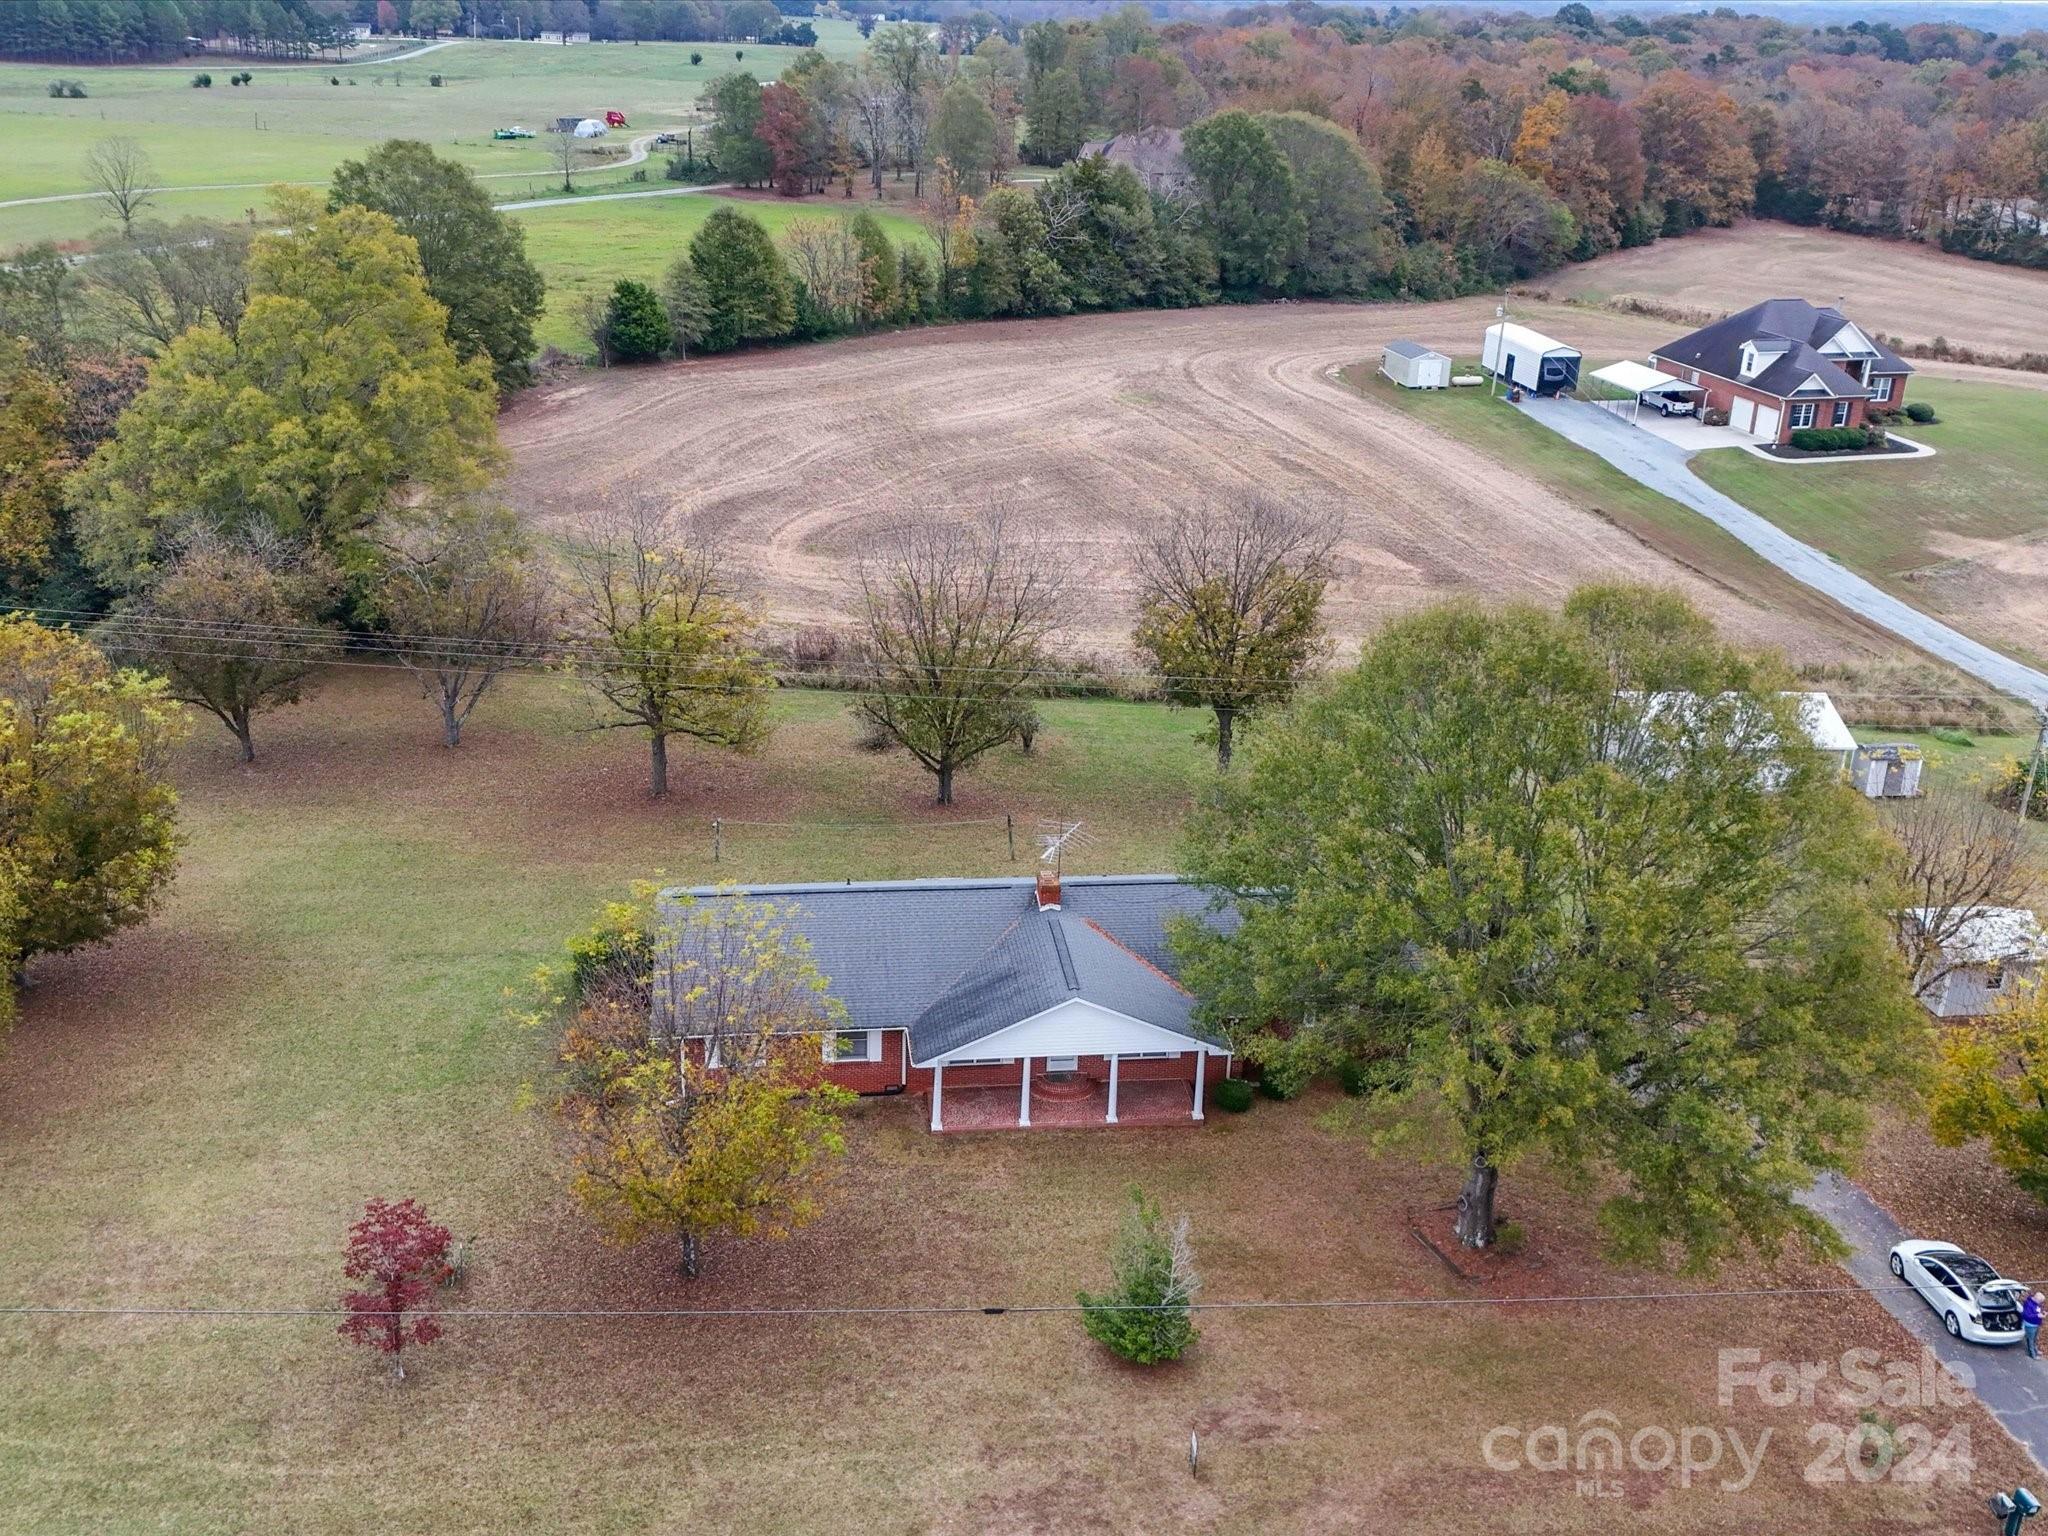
1191, 1051, 1206, 1121
930, 1062, 944, 1132
1018, 1056, 1032, 1127
1106, 1054, 1120, 1124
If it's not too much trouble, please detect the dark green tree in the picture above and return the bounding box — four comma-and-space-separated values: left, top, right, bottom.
328, 140, 546, 392
929, 78, 1000, 195
686, 206, 794, 352
963, 188, 1070, 317
1023, 66, 1088, 165
705, 71, 773, 187
1182, 110, 1303, 295
1257, 111, 1388, 296
1176, 586, 1923, 1270
848, 212, 898, 323
603, 279, 671, 363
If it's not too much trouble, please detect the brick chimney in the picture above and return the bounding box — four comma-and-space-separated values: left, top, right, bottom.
1035, 868, 1061, 911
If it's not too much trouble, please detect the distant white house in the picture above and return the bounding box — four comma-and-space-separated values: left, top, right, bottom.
1906, 906, 2047, 1019
1639, 690, 1857, 781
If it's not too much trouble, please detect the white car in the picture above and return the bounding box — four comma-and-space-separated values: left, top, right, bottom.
1889, 1240, 2028, 1344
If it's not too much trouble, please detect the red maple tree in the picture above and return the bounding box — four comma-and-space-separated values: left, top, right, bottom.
757, 81, 816, 198
337, 1198, 452, 1381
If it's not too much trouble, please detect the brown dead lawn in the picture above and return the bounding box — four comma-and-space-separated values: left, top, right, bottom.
0, 670, 2031, 1533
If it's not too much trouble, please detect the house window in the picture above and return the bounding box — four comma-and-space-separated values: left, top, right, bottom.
1118, 1051, 1182, 1060
824, 1028, 878, 1063
948, 1056, 1015, 1067
1987, 964, 2007, 993
1873, 375, 1894, 402
1790, 402, 1817, 430
1832, 401, 1852, 427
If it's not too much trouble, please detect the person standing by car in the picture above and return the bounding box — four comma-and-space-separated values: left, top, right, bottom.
2023, 1292, 2043, 1358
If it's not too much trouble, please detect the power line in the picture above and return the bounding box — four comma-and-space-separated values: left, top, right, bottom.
12, 602, 2044, 708
0, 1280, 1946, 1323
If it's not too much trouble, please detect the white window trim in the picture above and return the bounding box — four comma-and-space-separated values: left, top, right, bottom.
1790, 402, 1817, 430
1118, 1051, 1183, 1060
948, 1056, 1016, 1067
1986, 964, 2008, 993
1873, 375, 1894, 402
1832, 401, 1851, 427
824, 1028, 880, 1064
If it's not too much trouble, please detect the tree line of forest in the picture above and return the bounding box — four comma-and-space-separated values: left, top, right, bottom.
687, 3, 2048, 283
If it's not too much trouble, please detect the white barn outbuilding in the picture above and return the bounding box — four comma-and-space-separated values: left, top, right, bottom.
1482, 322, 1581, 395
1380, 341, 1451, 390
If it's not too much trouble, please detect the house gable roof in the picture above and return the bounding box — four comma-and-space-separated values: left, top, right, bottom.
1654, 298, 1915, 401
1908, 906, 2048, 965
653, 876, 1232, 1060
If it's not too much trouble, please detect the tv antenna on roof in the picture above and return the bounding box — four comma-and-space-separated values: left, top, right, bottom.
1036, 819, 1091, 874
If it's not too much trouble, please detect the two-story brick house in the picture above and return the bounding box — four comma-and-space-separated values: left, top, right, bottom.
1650, 298, 1914, 445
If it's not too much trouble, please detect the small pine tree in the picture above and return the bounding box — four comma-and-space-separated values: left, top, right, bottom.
1077, 1186, 1199, 1364
604, 279, 671, 363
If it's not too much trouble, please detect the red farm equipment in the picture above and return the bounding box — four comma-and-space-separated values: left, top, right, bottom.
604, 110, 628, 128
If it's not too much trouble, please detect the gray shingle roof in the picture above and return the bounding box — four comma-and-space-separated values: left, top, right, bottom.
1383, 340, 1446, 361
654, 876, 1233, 1061
1654, 298, 1914, 400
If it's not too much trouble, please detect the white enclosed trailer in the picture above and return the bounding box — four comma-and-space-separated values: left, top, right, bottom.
1481, 322, 1582, 395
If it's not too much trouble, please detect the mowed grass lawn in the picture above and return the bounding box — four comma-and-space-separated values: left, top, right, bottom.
0, 668, 2024, 1533
516, 192, 929, 355
0, 29, 859, 249
1691, 381, 2048, 587
1337, 361, 1887, 653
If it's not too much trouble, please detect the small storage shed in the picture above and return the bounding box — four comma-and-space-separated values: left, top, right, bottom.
1852, 742, 1924, 798
1482, 323, 1581, 396
1379, 341, 1451, 390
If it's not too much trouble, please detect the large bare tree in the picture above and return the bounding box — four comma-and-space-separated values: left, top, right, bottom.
370, 500, 556, 748
1132, 494, 1339, 769
849, 508, 1067, 806
1886, 787, 2038, 1000
102, 525, 339, 764
84, 136, 160, 234
562, 497, 772, 798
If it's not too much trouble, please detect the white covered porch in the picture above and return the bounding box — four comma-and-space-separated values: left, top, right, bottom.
919, 998, 1229, 1133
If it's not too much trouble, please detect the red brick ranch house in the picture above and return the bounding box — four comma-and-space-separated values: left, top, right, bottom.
654, 874, 1238, 1132
1650, 298, 1914, 445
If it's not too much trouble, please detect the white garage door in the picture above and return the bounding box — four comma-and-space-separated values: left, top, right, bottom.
1729, 398, 1754, 434
1754, 404, 1781, 440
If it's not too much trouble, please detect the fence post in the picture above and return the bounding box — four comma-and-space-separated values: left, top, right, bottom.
712, 818, 722, 864
1006, 813, 1014, 861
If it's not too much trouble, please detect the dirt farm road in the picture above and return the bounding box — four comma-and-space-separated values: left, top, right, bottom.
505, 298, 1902, 668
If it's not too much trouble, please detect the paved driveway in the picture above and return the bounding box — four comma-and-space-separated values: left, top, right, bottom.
1803, 1174, 2048, 1469
1513, 395, 2048, 708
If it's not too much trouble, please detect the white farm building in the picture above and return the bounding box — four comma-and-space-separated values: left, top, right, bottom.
1482, 322, 1581, 395
1379, 341, 1451, 390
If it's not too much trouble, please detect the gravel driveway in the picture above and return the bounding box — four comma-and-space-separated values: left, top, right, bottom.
1512, 394, 2048, 708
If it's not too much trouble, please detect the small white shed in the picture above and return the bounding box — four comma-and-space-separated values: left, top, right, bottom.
1379, 341, 1451, 390
1482, 322, 1581, 395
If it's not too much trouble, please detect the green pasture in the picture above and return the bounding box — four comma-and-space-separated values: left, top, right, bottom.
515, 191, 929, 355
0, 26, 860, 249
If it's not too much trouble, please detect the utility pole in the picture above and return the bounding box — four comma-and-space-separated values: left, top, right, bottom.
2019, 707, 2048, 825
